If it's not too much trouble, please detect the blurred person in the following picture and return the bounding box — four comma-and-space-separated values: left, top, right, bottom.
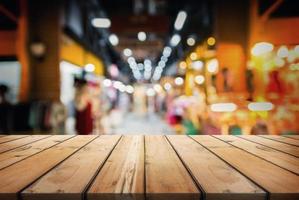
182, 108, 198, 135
74, 79, 93, 135
251, 120, 269, 135
202, 117, 221, 135
0, 84, 10, 105
49, 102, 67, 134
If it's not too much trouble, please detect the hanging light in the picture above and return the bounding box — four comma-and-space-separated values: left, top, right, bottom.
138, 31, 147, 41
211, 103, 237, 112
91, 18, 111, 28
109, 34, 119, 46
207, 59, 219, 73
174, 11, 187, 30
251, 42, 273, 56
277, 45, 289, 58
174, 77, 184, 85
170, 34, 181, 47
194, 75, 205, 85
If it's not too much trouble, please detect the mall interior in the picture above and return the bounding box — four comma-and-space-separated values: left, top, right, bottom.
0, 0, 299, 135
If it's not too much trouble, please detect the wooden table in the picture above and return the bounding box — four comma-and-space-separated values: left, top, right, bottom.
0, 135, 298, 200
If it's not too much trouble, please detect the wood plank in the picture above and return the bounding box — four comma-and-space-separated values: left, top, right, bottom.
215, 135, 299, 175
259, 135, 299, 146
239, 135, 299, 157
22, 135, 121, 200
0, 135, 51, 154
0, 135, 29, 144
167, 135, 265, 200
88, 135, 144, 200
284, 135, 299, 140
192, 136, 299, 200
0, 135, 97, 200
0, 135, 74, 170
145, 135, 200, 200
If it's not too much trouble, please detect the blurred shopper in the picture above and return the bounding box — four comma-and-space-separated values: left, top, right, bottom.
251, 120, 269, 135
50, 102, 67, 134
182, 108, 198, 135
74, 79, 93, 135
202, 118, 221, 135
0, 84, 10, 105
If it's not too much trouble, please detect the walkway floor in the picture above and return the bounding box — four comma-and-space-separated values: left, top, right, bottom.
113, 112, 175, 135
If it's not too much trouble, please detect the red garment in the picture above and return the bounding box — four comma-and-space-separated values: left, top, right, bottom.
75, 102, 93, 135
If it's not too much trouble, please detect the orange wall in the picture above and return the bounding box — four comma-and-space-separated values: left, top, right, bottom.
0, 31, 16, 56
216, 43, 246, 93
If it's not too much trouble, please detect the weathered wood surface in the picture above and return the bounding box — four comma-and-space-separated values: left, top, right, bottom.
0, 135, 298, 200
259, 135, 299, 146
239, 135, 299, 157
192, 136, 299, 200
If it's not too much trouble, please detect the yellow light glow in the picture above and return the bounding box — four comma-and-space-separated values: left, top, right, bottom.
194, 75, 205, 85
207, 37, 216, 46
179, 61, 187, 69
190, 52, 197, 60
174, 77, 184, 85
251, 42, 273, 56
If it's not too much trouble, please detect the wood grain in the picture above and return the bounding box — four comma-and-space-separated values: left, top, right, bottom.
167, 135, 265, 200
0, 135, 74, 170
239, 135, 299, 157
145, 135, 200, 200
259, 135, 299, 146
22, 135, 121, 200
192, 136, 299, 200
215, 135, 299, 175
0, 135, 51, 154
0, 135, 29, 144
284, 135, 299, 140
0, 135, 97, 200
88, 135, 144, 200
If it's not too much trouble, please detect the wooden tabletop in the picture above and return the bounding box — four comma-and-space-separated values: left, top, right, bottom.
0, 135, 298, 200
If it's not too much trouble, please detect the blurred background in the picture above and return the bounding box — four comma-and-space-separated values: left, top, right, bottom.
0, 0, 299, 135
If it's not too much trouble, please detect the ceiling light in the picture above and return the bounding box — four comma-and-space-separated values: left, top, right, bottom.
210, 103, 237, 112
174, 11, 187, 30
125, 85, 134, 94
207, 37, 216, 46
251, 42, 273, 56
277, 46, 289, 58
170, 34, 181, 47
207, 58, 219, 73
91, 18, 111, 28
248, 102, 274, 111
174, 77, 184, 85
109, 34, 119, 46
179, 61, 187, 69
163, 46, 172, 57
103, 79, 112, 87
85, 63, 95, 72
123, 48, 132, 57
187, 37, 196, 46
190, 52, 197, 60
163, 83, 172, 91
192, 60, 203, 70
195, 75, 205, 85
138, 31, 147, 41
